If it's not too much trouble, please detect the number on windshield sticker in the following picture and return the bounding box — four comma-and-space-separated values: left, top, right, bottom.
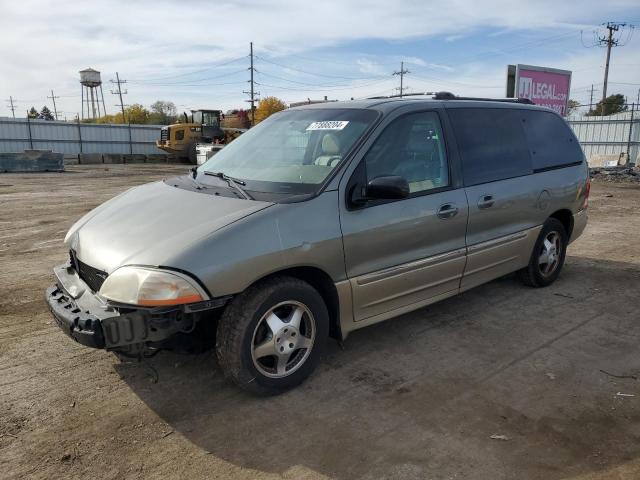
306, 121, 349, 131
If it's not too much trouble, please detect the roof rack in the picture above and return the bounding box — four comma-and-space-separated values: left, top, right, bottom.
367, 91, 534, 104
433, 91, 534, 104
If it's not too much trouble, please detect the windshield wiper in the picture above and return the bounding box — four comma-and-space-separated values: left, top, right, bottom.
203, 171, 253, 200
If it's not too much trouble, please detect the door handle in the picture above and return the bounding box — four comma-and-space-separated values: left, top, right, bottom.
437, 203, 458, 219
477, 195, 495, 209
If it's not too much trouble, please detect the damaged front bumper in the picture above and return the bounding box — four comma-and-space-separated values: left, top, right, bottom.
46, 263, 228, 351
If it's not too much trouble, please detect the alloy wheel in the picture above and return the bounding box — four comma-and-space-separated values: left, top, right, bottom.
538, 231, 562, 277
250, 301, 316, 378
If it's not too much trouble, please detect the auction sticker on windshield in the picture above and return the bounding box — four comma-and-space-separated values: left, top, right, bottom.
306, 121, 349, 131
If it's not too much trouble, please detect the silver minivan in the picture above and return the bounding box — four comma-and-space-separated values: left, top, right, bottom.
46, 95, 589, 394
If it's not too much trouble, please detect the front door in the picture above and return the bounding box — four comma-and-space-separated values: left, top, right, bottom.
340, 111, 468, 323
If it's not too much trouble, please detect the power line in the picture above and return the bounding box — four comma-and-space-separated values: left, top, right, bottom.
410, 72, 500, 89
255, 55, 384, 81
6, 96, 16, 118
256, 69, 381, 88
586, 22, 636, 102
110, 72, 127, 121
243, 42, 259, 126
127, 55, 248, 82
589, 84, 599, 110
47, 90, 60, 120
255, 77, 390, 93
129, 68, 247, 86
392, 61, 410, 97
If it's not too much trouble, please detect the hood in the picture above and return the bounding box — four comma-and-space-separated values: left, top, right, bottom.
66, 180, 272, 273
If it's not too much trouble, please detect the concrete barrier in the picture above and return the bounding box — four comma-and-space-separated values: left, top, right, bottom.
64, 154, 79, 165
145, 154, 169, 164
78, 153, 103, 164
588, 154, 620, 168
103, 154, 124, 164
123, 154, 146, 164
0, 150, 64, 173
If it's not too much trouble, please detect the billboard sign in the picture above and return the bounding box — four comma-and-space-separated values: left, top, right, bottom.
506, 64, 572, 116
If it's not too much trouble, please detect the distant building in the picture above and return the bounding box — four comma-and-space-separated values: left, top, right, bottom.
289, 96, 338, 108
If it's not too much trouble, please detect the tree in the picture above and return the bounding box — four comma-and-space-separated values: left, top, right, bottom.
125, 104, 150, 124
255, 96, 287, 123
27, 107, 39, 119
149, 100, 177, 125
39, 106, 54, 121
566, 99, 581, 116
587, 94, 627, 116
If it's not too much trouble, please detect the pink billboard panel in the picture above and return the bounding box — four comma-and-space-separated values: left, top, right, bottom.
516, 65, 572, 116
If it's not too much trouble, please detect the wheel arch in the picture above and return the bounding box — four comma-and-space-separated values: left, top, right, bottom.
248, 266, 342, 340
549, 209, 573, 238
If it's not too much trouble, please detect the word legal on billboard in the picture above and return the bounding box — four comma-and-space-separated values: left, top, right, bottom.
506, 64, 572, 116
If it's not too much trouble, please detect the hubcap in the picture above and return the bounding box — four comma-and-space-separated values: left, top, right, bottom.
538, 231, 562, 277
251, 301, 315, 378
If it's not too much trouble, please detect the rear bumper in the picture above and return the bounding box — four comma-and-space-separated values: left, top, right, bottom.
570, 209, 588, 244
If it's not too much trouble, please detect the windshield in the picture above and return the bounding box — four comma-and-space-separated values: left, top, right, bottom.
198, 108, 378, 195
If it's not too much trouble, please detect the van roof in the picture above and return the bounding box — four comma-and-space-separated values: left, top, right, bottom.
290, 95, 551, 114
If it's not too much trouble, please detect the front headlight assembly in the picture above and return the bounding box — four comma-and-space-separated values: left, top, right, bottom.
99, 266, 208, 307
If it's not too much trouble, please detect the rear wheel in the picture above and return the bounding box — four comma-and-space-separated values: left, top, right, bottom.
216, 276, 329, 395
518, 218, 568, 287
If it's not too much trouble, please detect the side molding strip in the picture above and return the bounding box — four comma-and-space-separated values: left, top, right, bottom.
355, 248, 467, 286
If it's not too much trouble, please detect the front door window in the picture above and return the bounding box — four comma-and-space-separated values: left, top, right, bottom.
363, 111, 449, 194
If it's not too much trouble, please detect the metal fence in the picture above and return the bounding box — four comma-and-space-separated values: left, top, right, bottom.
567, 106, 639, 166
0, 117, 165, 155
1, 110, 638, 164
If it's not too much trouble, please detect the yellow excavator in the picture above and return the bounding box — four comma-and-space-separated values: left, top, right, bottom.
156, 109, 245, 163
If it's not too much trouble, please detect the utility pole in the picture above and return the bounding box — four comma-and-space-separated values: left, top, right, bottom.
47, 90, 60, 120
243, 42, 259, 126
589, 84, 599, 111
597, 22, 626, 102
110, 72, 128, 122
393, 61, 410, 98
6, 96, 16, 118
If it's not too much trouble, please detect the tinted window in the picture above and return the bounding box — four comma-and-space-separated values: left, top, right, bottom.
448, 108, 531, 186
363, 111, 449, 194
522, 110, 584, 170
175, 129, 184, 141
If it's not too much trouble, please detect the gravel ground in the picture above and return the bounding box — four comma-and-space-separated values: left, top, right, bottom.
1, 164, 639, 480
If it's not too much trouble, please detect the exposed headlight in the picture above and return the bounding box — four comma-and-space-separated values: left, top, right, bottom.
99, 266, 207, 306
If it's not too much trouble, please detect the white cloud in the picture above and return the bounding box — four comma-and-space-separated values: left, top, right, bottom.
0, 0, 638, 115
356, 58, 387, 76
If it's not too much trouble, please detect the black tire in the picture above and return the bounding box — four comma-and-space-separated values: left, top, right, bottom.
187, 142, 197, 165
518, 218, 568, 288
216, 276, 329, 395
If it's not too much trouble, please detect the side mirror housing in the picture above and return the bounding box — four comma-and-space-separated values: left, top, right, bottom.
365, 175, 410, 200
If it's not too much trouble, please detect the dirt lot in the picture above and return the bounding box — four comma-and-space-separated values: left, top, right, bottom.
1, 164, 639, 480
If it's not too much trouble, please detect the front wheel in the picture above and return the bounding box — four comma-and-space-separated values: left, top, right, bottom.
518, 218, 568, 287
216, 276, 329, 395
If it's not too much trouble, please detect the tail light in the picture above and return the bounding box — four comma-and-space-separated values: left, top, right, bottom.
582, 177, 591, 210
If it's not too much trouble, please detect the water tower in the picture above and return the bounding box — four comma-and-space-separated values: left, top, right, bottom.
80, 68, 107, 120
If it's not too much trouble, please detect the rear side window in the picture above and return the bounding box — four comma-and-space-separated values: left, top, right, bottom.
521, 110, 584, 170
448, 108, 532, 186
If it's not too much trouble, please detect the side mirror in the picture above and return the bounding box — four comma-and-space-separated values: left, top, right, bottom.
365, 175, 410, 200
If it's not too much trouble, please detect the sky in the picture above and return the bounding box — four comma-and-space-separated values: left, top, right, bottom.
1, 0, 639, 119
